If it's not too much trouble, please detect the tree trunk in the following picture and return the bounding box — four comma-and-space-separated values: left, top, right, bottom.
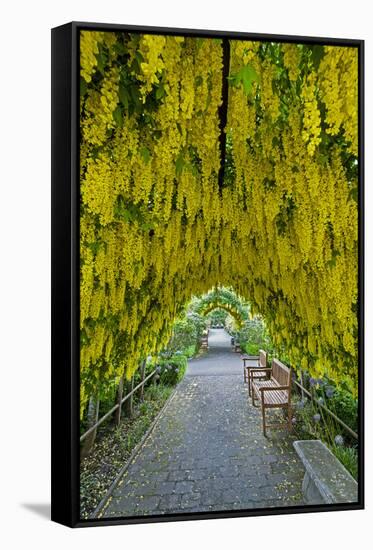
114, 376, 124, 427
80, 395, 100, 458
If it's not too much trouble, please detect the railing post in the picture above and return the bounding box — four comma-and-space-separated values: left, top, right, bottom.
124, 376, 134, 418
139, 360, 146, 402
80, 370, 157, 443
80, 394, 100, 458
114, 376, 124, 427
300, 370, 305, 401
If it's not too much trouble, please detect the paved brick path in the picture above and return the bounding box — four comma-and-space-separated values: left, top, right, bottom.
98, 329, 304, 518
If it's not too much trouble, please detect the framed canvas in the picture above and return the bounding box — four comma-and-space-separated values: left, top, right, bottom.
51, 21, 364, 528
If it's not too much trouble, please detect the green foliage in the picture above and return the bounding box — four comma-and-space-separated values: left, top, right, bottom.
297, 376, 358, 434
140, 146, 151, 164
183, 344, 197, 358
167, 313, 206, 355
113, 105, 123, 127
228, 64, 260, 96
243, 342, 262, 355
155, 354, 187, 386
332, 445, 358, 480
207, 308, 227, 327
292, 382, 358, 481
193, 287, 250, 327
238, 316, 274, 354
328, 389, 358, 433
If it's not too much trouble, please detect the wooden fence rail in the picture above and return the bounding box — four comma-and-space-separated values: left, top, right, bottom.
293, 379, 358, 441
80, 369, 157, 443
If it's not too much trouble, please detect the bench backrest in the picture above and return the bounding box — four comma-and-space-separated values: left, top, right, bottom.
259, 349, 267, 369
272, 358, 291, 388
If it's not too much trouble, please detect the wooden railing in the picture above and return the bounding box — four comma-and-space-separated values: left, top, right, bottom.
292, 379, 358, 441
80, 369, 157, 443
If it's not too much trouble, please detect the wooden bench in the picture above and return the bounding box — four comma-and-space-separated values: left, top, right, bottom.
242, 354, 259, 383
293, 440, 358, 504
250, 358, 292, 436
200, 336, 208, 350
243, 350, 267, 393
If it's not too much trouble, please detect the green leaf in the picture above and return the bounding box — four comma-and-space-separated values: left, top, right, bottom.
96, 47, 107, 75
80, 77, 87, 96
119, 83, 129, 110
176, 154, 184, 176
228, 64, 260, 96
130, 85, 141, 112
113, 105, 123, 127
80, 329, 89, 346
195, 76, 203, 87
242, 65, 260, 95
311, 45, 325, 71
186, 162, 199, 177
113, 40, 127, 56
326, 248, 341, 268
135, 51, 144, 64
140, 147, 151, 164
348, 186, 358, 203
155, 83, 165, 100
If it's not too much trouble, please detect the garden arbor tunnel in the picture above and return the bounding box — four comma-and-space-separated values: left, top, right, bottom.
200, 304, 244, 328
194, 288, 250, 329
79, 32, 359, 414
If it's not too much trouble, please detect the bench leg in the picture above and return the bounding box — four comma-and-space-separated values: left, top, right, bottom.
261, 400, 267, 437
287, 404, 292, 432
244, 367, 247, 383
251, 385, 256, 406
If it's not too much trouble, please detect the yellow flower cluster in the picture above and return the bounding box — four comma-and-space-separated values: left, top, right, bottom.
301, 72, 321, 156
282, 43, 300, 82
79, 32, 359, 416
138, 34, 167, 100
319, 46, 358, 155
80, 31, 104, 83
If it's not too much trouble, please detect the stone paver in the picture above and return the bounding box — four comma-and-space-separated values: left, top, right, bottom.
99, 329, 304, 518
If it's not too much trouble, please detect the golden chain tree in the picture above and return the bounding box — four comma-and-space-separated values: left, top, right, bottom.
79, 32, 358, 415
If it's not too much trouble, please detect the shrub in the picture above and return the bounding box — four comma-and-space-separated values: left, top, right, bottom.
237, 317, 274, 354
155, 354, 188, 386
328, 389, 358, 433
167, 313, 206, 355
183, 344, 197, 358
243, 342, 262, 355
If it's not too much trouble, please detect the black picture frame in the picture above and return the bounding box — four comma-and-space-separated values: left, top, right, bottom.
51, 21, 364, 528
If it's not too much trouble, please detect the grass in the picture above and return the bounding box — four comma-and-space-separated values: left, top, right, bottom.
80, 383, 173, 519
332, 445, 358, 480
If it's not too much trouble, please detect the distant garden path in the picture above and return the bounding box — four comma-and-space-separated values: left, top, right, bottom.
97, 329, 304, 518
